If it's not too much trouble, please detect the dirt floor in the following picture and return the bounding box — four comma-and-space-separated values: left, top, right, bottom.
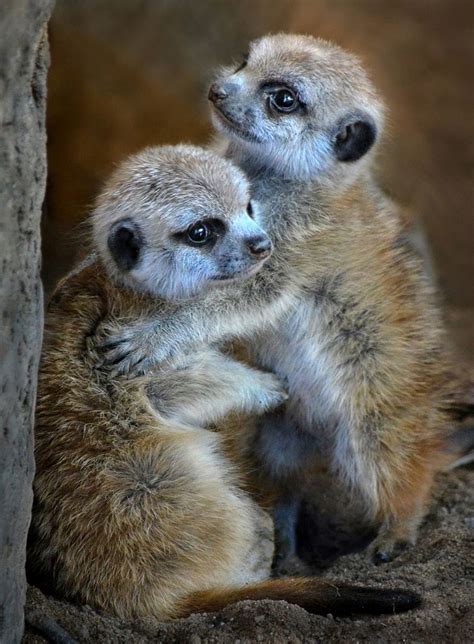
23, 465, 473, 643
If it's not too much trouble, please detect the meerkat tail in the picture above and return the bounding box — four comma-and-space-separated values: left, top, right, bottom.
175, 578, 422, 618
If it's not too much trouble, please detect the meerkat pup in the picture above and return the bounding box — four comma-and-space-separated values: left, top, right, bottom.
31, 145, 419, 621
205, 33, 459, 567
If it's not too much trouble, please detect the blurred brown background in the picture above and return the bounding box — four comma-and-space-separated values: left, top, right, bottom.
44, 0, 473, 341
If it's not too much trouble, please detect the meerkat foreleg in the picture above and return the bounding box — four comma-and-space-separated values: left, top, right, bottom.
146, 347, 288, 427
94, 263, 297, 376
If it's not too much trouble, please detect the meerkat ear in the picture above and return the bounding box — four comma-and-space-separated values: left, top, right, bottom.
107, 218, 143, 271
333, 113, 377, 162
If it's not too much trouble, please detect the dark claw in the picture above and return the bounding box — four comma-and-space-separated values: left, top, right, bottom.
98, 339, 126, 351
107, 352, 129, 367
109, 354, 147, 377
373, 550, 391, 565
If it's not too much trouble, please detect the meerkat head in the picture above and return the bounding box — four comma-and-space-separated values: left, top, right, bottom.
209, 33, 384, 185
92, 145, 272, 301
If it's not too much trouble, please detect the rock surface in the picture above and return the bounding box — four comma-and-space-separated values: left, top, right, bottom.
0, 1, 53, 641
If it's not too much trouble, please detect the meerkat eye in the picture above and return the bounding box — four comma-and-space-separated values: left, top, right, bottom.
175, 219, 224, 247
234, 53, 248, 73
270, 88, 298, 113
186, 221, 212, 245
246, 201, 254, 219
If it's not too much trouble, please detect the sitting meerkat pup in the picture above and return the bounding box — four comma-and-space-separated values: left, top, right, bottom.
30, 145, 420, 621
98, 35, 458, 570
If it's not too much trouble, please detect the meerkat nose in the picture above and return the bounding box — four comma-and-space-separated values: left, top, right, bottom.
208, 82, 229, 103
209, 81, 240, 103
246, 235, 273, 259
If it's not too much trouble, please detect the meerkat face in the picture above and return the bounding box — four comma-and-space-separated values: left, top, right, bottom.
93, 145, 272, 301
209, 34, 384, 183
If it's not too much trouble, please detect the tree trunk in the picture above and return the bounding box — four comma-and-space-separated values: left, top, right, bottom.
0, 1, 54, 642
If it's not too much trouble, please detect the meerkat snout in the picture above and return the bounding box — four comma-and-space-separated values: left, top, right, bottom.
92, 145, 272, 301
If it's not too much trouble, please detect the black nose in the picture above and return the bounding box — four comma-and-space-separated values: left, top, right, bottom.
209, 81, 239, 103
208, 82, 228, 103
246, 236, 273, 259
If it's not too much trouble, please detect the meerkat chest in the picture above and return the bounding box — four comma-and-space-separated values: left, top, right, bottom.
253, 291, 345, 431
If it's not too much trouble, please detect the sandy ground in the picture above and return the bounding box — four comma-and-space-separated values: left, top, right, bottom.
24, 465, 473, 643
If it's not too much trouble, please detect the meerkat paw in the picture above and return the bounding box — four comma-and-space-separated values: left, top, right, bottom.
93, 319, 173, 376
272, 552, 312, 578
368, 525, 416, 565
253, 372, 289, 413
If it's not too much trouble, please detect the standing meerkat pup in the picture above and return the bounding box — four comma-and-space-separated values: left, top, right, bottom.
205, 33, 459, 567
31, 145, 420, 621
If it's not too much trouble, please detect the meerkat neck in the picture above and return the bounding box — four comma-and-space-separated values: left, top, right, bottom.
225, 140, 375, 194
225, 141, 313, 184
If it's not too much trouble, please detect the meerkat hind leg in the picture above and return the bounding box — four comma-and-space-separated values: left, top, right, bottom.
255, 409, 318, 576
368, 468, 434, 564
369, 512, 423, 565
272, 495, 312, 577
370, 527, 415, 565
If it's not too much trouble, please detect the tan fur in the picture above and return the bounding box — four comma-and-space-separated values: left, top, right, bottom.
30, 147, 281, 620
226, 181, 448, 551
